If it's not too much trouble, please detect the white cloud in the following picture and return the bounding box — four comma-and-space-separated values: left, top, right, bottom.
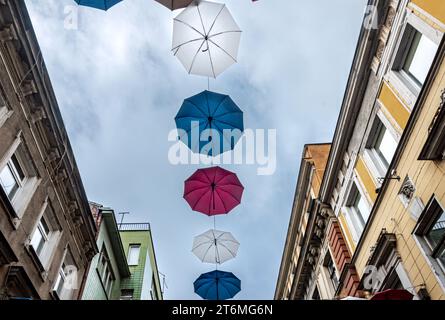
25, 0, 367, 299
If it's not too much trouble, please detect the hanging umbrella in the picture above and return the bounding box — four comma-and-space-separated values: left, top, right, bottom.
184, 166, 244, 216
172, 1, 242, 77
155, 0, 193, 10
74, 0, 122, 10
370, 289, 414, 300
192, 229, 240, 264
175, 90, 243, 157
194, 270, 241, 300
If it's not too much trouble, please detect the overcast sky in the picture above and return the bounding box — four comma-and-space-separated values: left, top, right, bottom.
25, 0, 367, 299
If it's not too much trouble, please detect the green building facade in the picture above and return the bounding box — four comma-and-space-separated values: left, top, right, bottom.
81, 205, 131, 300
119, 223, 163, 300
80, 204, 162, 300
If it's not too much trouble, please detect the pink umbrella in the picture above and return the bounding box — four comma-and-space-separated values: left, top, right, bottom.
184, 167, 244, 216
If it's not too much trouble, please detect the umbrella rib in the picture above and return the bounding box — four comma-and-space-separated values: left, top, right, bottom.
207, 4, 226, 36
218, 242, 237, 258
213, 110, 241, 118
216, 188, 241, 204
212, 121, 234, 150
209, 30, 242, 39
177, 120, 202, 139
192, 188, 212, 211
186, 99, 209, 118
207, 47, 216, 79
208, 38, 237, 62
196, 5, 207, 36
174, 18, 205, 37
172, 37, 204, 51
188, 39, 206, 74
214, 189, 228, 214
211, 96, 229, 117
184, 185, 209, 197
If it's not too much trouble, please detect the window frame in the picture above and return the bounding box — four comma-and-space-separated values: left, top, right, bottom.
364, 113, 399, 181
97, 245, 115, 298
323, 252, 339, 291
30, 218, 50, 256
127, 244, 141, 266
343, 181, 372, 243
385, 10, 442, 110
0, 154, 26, 201
413, 195, 445, 271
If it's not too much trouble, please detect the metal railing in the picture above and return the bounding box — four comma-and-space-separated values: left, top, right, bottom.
118, 223, 151, 231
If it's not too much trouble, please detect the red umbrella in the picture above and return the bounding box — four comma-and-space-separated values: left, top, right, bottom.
370, 289, 414, 300
184, 167, 244, 216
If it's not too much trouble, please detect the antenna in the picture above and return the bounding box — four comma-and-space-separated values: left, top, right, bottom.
118, 212, 130, 228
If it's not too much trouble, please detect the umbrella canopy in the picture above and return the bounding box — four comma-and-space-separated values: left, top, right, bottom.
175, 90, 243, 157
194, 270, 241, 300
172, 1, 242, 77
184, 166, 244, 216
370, 289, 414, 300
74, 0, 122, 10
155, 0, 193, 10
192, 229, 240, 264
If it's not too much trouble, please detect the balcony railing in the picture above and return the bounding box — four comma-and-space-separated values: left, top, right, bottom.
118, 223, 151, 231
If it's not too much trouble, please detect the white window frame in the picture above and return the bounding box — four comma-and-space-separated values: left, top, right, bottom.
363, 110, 400, 183
385, 9, 442, 110
0, 133, 40, 221
342, 180, 372, 244
127, 244, 141, 266
413, 196, 445, 292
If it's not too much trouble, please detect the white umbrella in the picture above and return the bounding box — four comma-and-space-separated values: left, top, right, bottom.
172, 0, 242, 78
192, 229, 240, 264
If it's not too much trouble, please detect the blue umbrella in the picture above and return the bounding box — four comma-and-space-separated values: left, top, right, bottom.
74, 0, 122, 10
194, 270, 241, 300
175, 91, 244, 157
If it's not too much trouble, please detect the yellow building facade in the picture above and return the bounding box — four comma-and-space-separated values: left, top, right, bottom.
276, 0, 445, 300
323, 0, 445, 299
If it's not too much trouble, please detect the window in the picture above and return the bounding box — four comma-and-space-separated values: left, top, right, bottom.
414, 196, 445, 272
53, 251, 76, 300
54, 263, 67, 297
120, 289, 134, 300
365, 117, 398, 177
344, 183, 371, 242
28, 202, 61, 268
392, 24, 438, 91
128, 244, 141, 266
30, 217, 50, 256
402, 29, 437, 86
0, 139, 40, 219
0, 154, 25, 200
97, 245, 115, 297
324, 253, 339, 290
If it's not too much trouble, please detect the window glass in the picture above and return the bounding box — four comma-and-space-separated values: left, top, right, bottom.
128, 245, 141, 265
403, 31, 438, 85
0, 163, 19, 199
11, 154, 25, 181
426, 211, 445, 249
376, 128, 397, 167
30, 227, 44, 255
354, 192, 370, 225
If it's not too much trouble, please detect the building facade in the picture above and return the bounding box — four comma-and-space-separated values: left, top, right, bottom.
0, 1, 97, 300
80, 203, 131, 300
277, 0, 445, 300
119, 223, 163, 300
275, 144, 331, 300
